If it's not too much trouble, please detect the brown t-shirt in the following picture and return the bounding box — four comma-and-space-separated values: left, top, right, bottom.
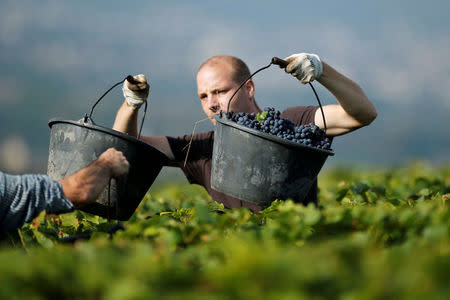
167, 106, 320, 212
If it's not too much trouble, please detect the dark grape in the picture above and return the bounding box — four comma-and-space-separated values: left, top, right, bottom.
222, 107, 332, 151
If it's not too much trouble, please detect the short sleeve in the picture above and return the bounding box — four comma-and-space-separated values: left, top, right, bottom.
281, 105, 318, 126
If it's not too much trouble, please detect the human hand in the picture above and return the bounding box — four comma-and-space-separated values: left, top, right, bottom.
98, 148, 130, 179
122, 74, 150, 109
284, 53, 323, 84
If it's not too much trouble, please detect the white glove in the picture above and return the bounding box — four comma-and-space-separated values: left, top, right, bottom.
122, 74, 150, 109
284, 53, 323, 84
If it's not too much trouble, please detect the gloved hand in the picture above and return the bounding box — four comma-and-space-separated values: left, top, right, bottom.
284, 53, 323, 84
122, 74, 150, 109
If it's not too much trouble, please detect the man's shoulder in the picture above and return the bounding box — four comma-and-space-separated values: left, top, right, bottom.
281, 105, 317, 114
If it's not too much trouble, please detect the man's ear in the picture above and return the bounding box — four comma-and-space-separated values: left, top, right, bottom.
245, 79, 255, 100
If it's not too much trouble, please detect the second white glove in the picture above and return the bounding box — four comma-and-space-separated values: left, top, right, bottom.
122, 74, 150, 109
284, 53, 323, 84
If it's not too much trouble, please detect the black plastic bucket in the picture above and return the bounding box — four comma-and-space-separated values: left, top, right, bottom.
47, 118, 167, 220
211, 114, 333, 207
47, 75, 166, 220
210, 57, 334, 207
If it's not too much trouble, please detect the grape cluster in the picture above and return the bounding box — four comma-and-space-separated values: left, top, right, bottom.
224, 107, 332, 151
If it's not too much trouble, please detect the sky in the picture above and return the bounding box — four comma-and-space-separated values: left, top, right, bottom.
0, 0, 449, 173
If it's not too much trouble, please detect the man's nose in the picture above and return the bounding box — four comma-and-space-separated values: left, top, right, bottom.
207, 93, 220, 111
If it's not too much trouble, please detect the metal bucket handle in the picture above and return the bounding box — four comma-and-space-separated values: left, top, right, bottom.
84, 75, 148, 139
225, 57, 327, 131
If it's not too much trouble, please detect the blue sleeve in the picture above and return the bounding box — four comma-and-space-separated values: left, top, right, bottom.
0, 171, 74, 233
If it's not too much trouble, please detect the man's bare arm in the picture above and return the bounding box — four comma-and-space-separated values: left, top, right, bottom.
283, 53, 377, 136
113, 101, 176, 162
112, 73, 177, 163
58, 148, 129, 208
315, 62, 377, 136
113, 101, 140, 137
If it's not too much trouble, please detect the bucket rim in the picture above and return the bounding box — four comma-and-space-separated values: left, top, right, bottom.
48, 118, 168, 158
213, 114, 335, 156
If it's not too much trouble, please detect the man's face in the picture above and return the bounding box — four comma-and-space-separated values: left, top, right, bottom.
196, 61, 255, 125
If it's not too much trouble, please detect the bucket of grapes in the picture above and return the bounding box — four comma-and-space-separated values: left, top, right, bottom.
211, 57, 334, 207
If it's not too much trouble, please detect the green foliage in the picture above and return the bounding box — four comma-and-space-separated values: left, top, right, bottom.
256, 111, 268, 123
1, 162, 449, 299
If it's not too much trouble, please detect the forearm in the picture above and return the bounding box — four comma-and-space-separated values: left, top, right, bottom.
113, 101, 139, 137
59, 158, 113, 208
318, 62, 377, 125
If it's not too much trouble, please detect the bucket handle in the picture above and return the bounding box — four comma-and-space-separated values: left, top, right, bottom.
225, 57, 327, 132
84, 75, 148, 139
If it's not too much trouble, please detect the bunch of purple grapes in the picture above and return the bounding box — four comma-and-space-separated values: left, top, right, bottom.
225, 107, 332, 150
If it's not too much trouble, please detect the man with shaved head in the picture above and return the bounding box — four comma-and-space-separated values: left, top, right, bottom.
196, 55, 259, 125
113, 53, 377, 211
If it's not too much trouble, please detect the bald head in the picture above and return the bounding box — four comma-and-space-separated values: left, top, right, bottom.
198, 55, 251, 86
196, 55, 260, 124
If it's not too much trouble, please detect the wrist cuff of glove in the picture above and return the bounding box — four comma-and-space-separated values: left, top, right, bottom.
122, 85, 148, 109
307, 54, 323, 80
125, 97, 145, 109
